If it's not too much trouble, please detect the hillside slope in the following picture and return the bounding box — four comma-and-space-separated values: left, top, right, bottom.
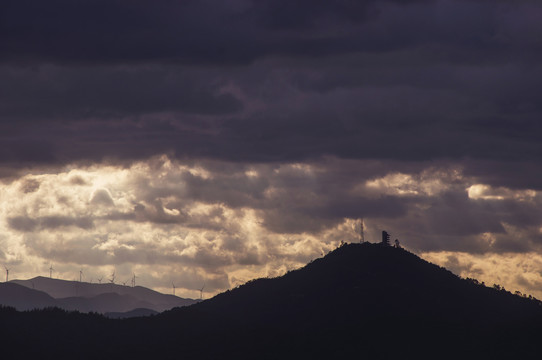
189, 243, 541, 323
152, 243, 542, 359
0, 283, 57, 310
1, 243, 541, 359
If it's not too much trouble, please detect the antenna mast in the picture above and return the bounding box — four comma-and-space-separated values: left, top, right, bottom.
359, 218, 365, 243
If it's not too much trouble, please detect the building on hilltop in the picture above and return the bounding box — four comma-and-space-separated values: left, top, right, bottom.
381, 231, 390, 246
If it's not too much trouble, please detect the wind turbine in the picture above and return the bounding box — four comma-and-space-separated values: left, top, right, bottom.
172, 282, 176, 296
4, 266, 9, 282
49, 264, 54, 278
79, 269, 84, 282
109, 270, 116, 292
199, 283, 205, 300
131, 273, 138, 287
97, 276, 103, 284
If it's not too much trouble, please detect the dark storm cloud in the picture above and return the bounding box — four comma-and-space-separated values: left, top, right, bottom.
0, 0, 541, 173
424, 191, 506, 236
463, 160, 542, 191
377, 186, 542, 254
0, 0, 436, 65
2, 0, 538, 66
0, 0, 536, 65
0, 65, 242, 120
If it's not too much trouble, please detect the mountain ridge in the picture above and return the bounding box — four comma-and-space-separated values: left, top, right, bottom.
2, 276, 198, 314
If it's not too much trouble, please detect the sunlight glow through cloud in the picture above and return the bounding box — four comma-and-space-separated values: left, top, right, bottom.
1, 156, 542, 299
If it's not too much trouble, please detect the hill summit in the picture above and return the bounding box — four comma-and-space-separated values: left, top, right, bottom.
188, 242, 541, 321
155, 243, 542, 359
1, 242, 541, 359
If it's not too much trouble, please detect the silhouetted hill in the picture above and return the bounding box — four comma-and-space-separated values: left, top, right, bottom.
189, 243, 541, 324
1, 243, 541, 359
0, 283, 57, 310
56, 292, 155, 313
104, 307, 158, 319
8, 277, 198, 313
151, 243, 542, 359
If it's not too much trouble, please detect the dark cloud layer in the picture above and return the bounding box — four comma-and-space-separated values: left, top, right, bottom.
1, 0, 436, 65
1, 0, 541, 177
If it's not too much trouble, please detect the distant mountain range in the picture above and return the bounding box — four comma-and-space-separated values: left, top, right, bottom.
1, 243, 541, 359
0, 276, 197, 315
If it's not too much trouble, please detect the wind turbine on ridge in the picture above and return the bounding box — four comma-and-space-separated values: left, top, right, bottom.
4, 266, 9, 282
49, 264, 54, 278
199, 283, 205, 300
172, 282, 176, 296
79, 269, 84, 282
109, 270, 116, 292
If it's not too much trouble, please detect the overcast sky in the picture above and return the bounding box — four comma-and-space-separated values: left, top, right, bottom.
1, 0, 542, 299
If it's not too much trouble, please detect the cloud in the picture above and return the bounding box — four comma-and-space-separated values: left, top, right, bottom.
0, 1, 540, 190
0, 0, 428, 65
20, 178, 40, 193
90, 189, 115, 207
69, 175, 89, 186
0, 156, 541, 298
422, 251, 542, 299
8, 216, 94, 232
4, 0, 539, 67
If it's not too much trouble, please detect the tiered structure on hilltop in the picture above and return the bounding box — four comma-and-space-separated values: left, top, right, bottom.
381, 231, 390, 246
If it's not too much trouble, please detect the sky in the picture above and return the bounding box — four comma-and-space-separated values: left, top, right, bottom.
1, 0, 542, 299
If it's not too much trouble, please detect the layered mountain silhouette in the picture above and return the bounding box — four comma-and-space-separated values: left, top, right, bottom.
1, 276, 197, 315
0, 282, 57, 310
1, 243, 541, 359
104, 307, 159, 319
